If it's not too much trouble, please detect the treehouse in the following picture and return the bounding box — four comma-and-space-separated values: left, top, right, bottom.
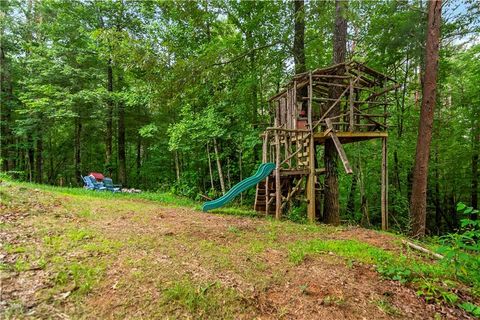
255, 61, 397, 229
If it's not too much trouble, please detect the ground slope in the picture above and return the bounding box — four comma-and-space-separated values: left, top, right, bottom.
0, 182, 474, 319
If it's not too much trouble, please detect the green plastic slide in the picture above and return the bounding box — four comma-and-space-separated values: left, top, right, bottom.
202, 162, 276, 212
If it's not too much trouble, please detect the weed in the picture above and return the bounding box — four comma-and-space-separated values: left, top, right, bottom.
227, 226, 241, 235
322, 295, 345, 306
374, 298, 400, 316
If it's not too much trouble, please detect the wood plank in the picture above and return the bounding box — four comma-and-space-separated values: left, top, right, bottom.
325, 119, 353, 174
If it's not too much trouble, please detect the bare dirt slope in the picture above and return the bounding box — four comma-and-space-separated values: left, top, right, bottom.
0, 183, 472, 319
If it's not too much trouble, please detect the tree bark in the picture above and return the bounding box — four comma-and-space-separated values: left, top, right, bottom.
410, 0, 442, 238
293, 0, 306, 74
323, 0, 347, 225
213, 138, 226, 195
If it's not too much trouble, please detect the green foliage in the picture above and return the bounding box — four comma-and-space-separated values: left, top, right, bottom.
436, 203, 480, 288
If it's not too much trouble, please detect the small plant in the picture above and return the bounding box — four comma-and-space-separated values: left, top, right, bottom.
377, 263, 414, 284
436, 203, 480, 287
415, 278, 459, 305
374, 298, 400, 316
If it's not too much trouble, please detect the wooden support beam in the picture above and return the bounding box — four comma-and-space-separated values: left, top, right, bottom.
308, 71, 313, 128
325, 119, 353, 174
307, 134, 316, 222
275, 128, 282, 219
381, 137, 388, 230
349, 79, 354, 131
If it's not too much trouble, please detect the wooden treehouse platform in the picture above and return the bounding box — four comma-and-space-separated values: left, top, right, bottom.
254, 61, 396, 230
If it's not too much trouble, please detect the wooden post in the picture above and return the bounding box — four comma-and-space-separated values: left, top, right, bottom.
308, 71, 313, 128
307, 72, 315, 221
381, 137, 388, 230
264, 130, 270, 216
307, 133, 316, 222
275, 129, 282, 219
349, 79, 354, 131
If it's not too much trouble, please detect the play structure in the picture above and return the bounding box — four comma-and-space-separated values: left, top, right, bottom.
203, 61, 395, 230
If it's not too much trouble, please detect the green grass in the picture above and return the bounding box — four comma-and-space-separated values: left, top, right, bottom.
8, 180, 198, 208
160, 279, 247, 319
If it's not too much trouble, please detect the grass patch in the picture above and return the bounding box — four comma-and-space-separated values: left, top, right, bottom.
161, 279, 245, 319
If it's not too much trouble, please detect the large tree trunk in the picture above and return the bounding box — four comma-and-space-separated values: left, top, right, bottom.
213, 138, 226, 195
323, 0, 347, 225
105, 59, 113, 175
293, 0, 306, 74
410, 0, 442, 238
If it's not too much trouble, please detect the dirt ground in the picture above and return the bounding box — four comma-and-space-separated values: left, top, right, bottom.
0, 183, 474, 319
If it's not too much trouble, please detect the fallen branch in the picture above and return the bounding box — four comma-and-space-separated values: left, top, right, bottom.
199, 194, 213, 201
401, 240, 444, 259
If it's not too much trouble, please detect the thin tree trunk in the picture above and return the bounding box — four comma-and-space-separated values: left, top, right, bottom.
74, 114, 82, 184
136, 135, 142, 183
323, 0, 347, 225
105, 59, 113, 175
117, 101, 126, 186
213, 138, 226, 195
239, 148, 243, 205
358, 160, 370, 226
410, 0, 442, 237
35, 128, 43, 184
227, 157, 232, 190
174, 150, 180, 182
206, 144, 214, 190
434, 145, 442, 234
27, 134, 34, 182
472, 129, 479, 216
346, 173, 357, 216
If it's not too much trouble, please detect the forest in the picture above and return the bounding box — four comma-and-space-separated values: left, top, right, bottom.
1, 0, 479, 235
2, 0, 480, 319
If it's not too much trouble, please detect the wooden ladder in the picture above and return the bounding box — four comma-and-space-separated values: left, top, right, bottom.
254, 180, 275, 215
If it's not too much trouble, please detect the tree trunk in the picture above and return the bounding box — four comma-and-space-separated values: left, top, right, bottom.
74, 114, 82, 184
35, 128, 43, 184
118, 101, 126, 186
213, 138, 226, 195
323, 0, 347, 225
174, 150, 180, 182
293, 0, 306, 74
206, 144, 214, 190
105, 59, 113, 175
136, 135, 142, 183
346, 173, 357, 216
472, 130, 479, 216
410, 0, 442, 238
27, 134, 34, 182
